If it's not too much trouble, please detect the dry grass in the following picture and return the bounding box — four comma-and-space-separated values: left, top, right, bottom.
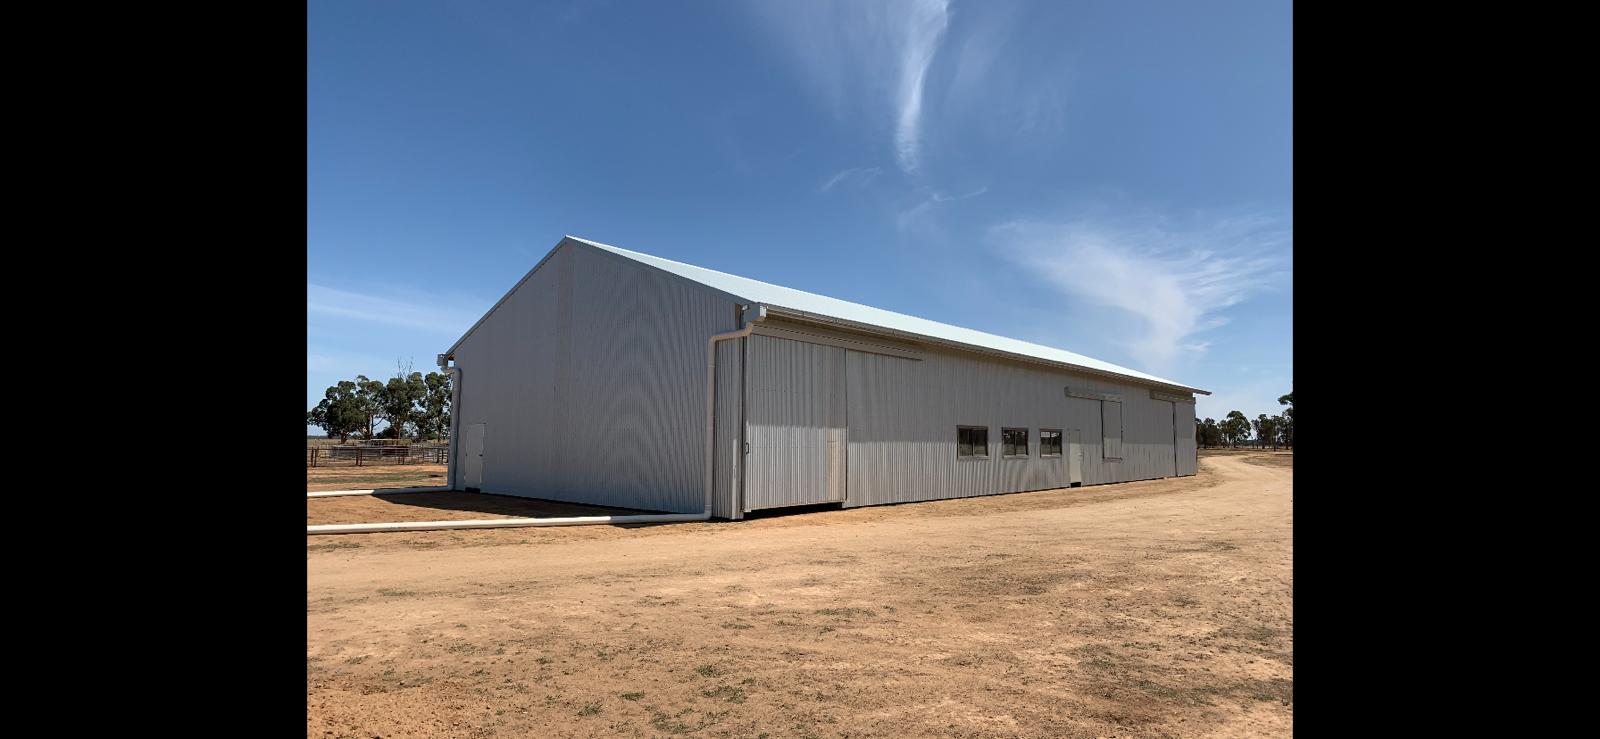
308, 453, 1293, 737
308, 464, 448, 492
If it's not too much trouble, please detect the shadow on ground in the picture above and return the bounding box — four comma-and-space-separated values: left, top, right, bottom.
368, 491, 660, 519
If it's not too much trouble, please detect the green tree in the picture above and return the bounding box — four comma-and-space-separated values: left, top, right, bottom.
380, 361, 427, 440
418, 371, 453, 442
353, 375, 385, 440
306, 380, 365, 443
1277, 392, 1294, 448
1255, 414, 1278, 449
1224, 410, 1250, 448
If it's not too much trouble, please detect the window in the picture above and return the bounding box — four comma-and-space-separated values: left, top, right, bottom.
1002, 428, 1029, 457
1040, 429, 1063, 457
1103, 400, 1123, 460
957, 426, 988, 458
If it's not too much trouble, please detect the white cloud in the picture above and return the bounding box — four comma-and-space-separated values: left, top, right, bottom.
307, 283, 485, 336
896, 185, 988, 230
746, 0, 950, 174
992, 212, 1289, 374
820, 166, 883, 192
893, 0, 951, 173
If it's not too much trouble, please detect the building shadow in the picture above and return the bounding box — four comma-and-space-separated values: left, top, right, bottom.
368, 491, 662, 519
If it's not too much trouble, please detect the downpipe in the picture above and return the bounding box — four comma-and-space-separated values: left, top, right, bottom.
440, 355, 462, 491
703, 305, 764, 518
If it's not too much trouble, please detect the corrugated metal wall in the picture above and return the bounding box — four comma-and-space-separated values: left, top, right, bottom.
451, 242, 1196, 517
1102, 400, 1123, 461
840, 343, 1194, 509
711, 339, 743, 519
451, 242, 739, 513
1175, 400, 1197, 476
743, 335, 847, 511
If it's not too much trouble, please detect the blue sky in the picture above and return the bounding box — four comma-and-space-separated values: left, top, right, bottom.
308, 0, 1292, 434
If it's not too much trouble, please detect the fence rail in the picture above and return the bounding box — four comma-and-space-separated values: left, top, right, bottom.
307, 445, 449, 468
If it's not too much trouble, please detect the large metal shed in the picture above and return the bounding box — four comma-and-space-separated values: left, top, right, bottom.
439, 236, 1209, 519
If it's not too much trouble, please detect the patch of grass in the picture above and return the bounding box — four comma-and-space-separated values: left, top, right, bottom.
377, 587, 416, 597
694, 664, 722, 677
649, 708, 701, 734
1134, 678, 1213, 706
814, 607, 876, 618
1245, 678, 1294, 705
620, 692, 644, 701
701, 685, 747, 703
721, 621, 753, 630
578, 702, 602, 716
307, 541, 361, 552
536, 656, 553, 665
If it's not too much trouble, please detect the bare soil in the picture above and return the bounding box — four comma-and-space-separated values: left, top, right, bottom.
308, 464, 448, 492
307, 453, 1292, 738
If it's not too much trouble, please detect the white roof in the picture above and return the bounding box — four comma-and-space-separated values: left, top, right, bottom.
569, 236, 1207, 395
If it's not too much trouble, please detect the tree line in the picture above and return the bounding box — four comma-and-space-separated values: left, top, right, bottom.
1195, 392, 1292, 449
307, 361, 452, 443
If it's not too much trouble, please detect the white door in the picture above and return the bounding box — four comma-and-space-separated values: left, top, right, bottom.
464, 423, 485, 489
744, 336, 848, 511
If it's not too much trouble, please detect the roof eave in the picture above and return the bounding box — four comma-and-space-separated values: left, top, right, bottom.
759, 304, 1211, 396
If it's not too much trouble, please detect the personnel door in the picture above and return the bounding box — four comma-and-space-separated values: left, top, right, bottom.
743, 336, 847, 511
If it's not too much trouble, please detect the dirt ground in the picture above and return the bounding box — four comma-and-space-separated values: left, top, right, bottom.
308, 452, 1292, 738
309, 464, 448, 492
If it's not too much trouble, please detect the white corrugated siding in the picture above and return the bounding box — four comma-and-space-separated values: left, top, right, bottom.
452, 242, 739, 513
1175, 401, 1197, 476
841, 344, 1190, 508
711, 338, 744, 519
743, 335, 847, 510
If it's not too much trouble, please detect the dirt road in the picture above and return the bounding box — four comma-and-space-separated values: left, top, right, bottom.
308, 452, 1292, 738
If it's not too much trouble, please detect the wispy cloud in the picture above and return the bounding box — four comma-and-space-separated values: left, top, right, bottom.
307, 283, 485, 336
992, 212, 1290, 373
820, 166, 883, 193
894, 0, 951, 173
897, 185, 989, 230
746, 0, 950, 175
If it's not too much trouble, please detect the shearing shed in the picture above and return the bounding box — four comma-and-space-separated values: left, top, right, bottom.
439, 236, 1208, 519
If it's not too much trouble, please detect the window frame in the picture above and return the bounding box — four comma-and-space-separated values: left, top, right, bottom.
1001, 427, 1030, 459
1040, 428, 1063, 458
957, 425, 989, 460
